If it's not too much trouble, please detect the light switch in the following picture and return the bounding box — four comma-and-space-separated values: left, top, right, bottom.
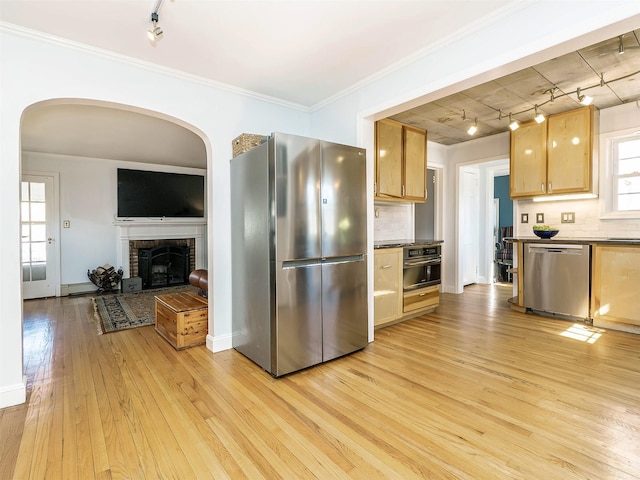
561, 212, 575, 223
521, 213, 528, 224
536, 213, 544, 223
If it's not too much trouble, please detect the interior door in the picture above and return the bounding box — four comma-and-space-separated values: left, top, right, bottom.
460, 169, 479, 286
21, 174, 58, 299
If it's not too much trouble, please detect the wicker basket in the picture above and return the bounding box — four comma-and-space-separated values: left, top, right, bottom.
232, 133, 266, 158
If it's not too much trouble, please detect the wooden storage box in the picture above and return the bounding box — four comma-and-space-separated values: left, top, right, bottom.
232, 133, 266, 158
155, 291, 208, 350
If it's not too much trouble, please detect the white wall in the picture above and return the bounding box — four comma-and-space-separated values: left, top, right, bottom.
3, 2, 640, 408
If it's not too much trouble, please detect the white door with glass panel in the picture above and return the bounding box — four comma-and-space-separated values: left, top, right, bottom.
22, 174, 58, 299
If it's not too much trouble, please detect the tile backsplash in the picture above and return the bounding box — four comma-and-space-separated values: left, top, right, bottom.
517, 199, 640, 238
374, 202, 413, 241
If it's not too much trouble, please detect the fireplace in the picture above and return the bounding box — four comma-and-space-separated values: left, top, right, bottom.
138, 245, 190, 289
128, 238, 195, 289
114, 220, 206, 282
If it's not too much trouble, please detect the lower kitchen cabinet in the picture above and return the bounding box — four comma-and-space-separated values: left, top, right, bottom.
403, 285, 439, 314
374, 248, 403, 327
592, 245, 640, 331
374, 248, 440, 328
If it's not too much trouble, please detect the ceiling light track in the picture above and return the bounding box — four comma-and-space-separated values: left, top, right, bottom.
484, 68, 640, 126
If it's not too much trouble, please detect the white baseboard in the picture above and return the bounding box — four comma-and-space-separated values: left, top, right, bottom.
60, 282, 99, 296
207, 332, 232, 353
0, 375, 27, 408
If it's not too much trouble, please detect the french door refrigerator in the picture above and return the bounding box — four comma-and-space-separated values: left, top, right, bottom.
231, 132, 368, 376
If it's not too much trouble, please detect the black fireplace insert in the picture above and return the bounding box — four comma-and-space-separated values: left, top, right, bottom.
138, 245, 190, 289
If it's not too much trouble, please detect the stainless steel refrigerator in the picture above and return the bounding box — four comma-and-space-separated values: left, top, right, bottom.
231, 132, 368, 376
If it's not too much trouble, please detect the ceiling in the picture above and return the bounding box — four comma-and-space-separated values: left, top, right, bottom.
4, 2, 640, 165
391, 30, 640, 145
0, 0, 511, 108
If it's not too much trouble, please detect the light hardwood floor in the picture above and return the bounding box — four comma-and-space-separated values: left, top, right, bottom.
2, 284, 640, 479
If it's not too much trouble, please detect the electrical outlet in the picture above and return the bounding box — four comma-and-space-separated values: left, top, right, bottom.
561, 212, 575, 223
63, 220, 70, 228
521, 213, 529, 224
536, 213, 544, 223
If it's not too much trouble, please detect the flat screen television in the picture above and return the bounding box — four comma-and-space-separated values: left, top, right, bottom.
117, 168, 205, 218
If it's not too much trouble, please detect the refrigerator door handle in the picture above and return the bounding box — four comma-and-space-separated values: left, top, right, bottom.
321, 254, 365, 265
282, 259, 323, 269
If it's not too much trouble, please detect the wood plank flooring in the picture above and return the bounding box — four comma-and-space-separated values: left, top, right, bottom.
2, 284, 640, 479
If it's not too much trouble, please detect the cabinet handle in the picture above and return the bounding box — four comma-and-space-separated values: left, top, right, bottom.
374, 181, 377, 195
419, 293, 426, 297
381, 265, 392, 269
548, 182, 552, 193
402, 185, 406, 197
541, 183, 545, 193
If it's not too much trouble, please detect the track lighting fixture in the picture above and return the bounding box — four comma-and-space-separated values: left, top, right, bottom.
508, 113, 519, 131
467, 118, 478, 136
618, 35, 625, 55
147, 0, 164, 42
534, 105, 545, 124
577, 87, 593, 106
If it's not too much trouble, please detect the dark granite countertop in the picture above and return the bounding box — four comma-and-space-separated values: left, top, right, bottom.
374, 239, 443, 249
507, 237, 640, 245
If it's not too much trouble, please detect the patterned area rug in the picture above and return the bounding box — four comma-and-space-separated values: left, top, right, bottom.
92, 285, 197, 334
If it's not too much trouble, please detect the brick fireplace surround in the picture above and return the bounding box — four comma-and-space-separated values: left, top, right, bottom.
114, 220, 206, 279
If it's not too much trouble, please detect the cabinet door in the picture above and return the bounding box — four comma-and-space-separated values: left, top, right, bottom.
375, 119, 403, 199
403, 126, 427, 202
592, 245, 640, 326
510, 121, 547, 198
547, 106, 592, 194
374, 249, 402, 326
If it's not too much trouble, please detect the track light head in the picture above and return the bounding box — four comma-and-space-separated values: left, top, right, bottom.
534, 105, 545, 124
147, 1, 164, 42
577, 87, 593, 106
147, 24, 163, 41
508, 113, 519, 131
618, 35, 625, 55
467, 118, 478, 136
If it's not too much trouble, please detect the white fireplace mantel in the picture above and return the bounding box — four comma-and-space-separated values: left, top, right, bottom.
114, 220, 206, 278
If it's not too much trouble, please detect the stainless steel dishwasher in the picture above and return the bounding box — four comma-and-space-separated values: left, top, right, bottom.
524, 243, 591, 320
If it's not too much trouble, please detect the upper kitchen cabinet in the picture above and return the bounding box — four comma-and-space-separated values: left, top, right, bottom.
547, 106, 594, 194
510, 105, 597, 199
375, 119, 427, 202
510, 120, 547, 198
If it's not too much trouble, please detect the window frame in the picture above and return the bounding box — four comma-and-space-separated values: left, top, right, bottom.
599, 128, 640, 220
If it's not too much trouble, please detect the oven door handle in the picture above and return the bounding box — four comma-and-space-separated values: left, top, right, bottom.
404, 259, 441, 267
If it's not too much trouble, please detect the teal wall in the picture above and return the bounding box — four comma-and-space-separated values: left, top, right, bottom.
494, 175, 512, 229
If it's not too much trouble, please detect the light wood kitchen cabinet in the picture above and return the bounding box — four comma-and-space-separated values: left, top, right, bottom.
510, 121, 547, 198
547, 106, 594, 194
403, 285, 439, 314
375, 119, 427, 202
591, 245, 640, 329
510, 105, 595, 199
374, 248, 403, 327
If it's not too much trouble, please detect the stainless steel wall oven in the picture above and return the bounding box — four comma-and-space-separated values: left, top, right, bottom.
403, 245, 441, 291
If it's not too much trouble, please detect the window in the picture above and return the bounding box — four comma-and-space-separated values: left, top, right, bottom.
600, 132, 640, 219
612, 137, 640, 212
